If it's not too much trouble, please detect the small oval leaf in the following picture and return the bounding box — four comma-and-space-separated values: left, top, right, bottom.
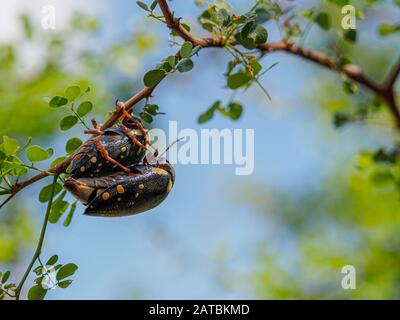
26, 145, 51, 162
60, 115, 78, 131
143, 69, 166, 87
77, 101, 93, 117
56, 263, 78, 281
65, 138, 83, 154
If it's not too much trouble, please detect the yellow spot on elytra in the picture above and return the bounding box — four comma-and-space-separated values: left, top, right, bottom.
121, 147, 127, 152
80, 166, 85, 173
167, 179, 173, 192
117, 185, 125, 194
138, 184, 144, 190
102, 192, 110, 201
90, 157, 97, 164
152, 167, 168, 175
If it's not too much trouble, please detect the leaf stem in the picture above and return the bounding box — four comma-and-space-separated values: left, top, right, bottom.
15, 174, 59, 300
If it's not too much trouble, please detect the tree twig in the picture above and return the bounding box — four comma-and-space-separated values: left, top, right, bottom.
2, 0, 400, 209
15, 174, 59, 300
156, 0, 400, 127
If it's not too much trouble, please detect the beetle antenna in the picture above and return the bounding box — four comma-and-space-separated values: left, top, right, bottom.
156, 137, 184, 160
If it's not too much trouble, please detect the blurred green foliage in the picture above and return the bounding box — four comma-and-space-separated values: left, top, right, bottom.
1, 0, 400, 299
0, 9, 157, 299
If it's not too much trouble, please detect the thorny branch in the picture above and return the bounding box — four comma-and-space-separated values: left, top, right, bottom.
1, 0, 399, 209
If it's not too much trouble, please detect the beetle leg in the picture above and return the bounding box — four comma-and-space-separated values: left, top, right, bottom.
120, 109, 154, 148
95, 141, 131, 173
118, 124, 148, 151
91, 118, 100, 130
84, 129, 106, 135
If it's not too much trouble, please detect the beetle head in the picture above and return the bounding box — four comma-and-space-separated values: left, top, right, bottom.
64, 178, 96, 205
123, 114, 143, 129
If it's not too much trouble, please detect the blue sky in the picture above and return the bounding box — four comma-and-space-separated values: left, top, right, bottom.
3, 0, 398, 299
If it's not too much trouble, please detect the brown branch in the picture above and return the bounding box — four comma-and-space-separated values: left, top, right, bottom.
2, 0, 400, 209
384, 56, 400, 90
156, 0, 215, 47
0, 87, 156, 209
156, 0, 400, 128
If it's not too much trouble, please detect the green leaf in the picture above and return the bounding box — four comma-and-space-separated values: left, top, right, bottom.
342, 81, 358, 95
64, 202, 77, 227
228, 102, 243, 120
378, 24, 400, 36
334, 112, 350, 128
2, 156, 28, 176
65, 86, 81, 102
46, 255, 59, 266
77, 101, 93, 117
144, 104, 159, 116
337, 56, 352, 68
60, 115, 78, 131
39, 183, 63, 203
56, 263, 78, 281
58, 280, 73, 289
2, 136, 19, 155
371, 169, 394, 185
17, 137, 32, 155
28, 285, 47, 300
344, 29, 357, 43
250, 60, 263, 75
49, 192, 69, 224
33, 266, 43, 276
49, 96, 68, 108
166, 55, 176, 68
1, 271, 10, 283
143, 69, 166, 87
191, 46, 201, 56
253, 25, 268, 45
241, 21, 256, 38
139, 112, 153, 124
180, 41, 193, 59
26, 145, 51, 162
136, 1, 149, 11
177, 58, 194, 72
327, 0, 350, 6
314, 13, 331, 30
50, 156, 67, 167
20, 14, 33, 39
227, 72, 252, 89
198, 101, 220, 124
255, 8, 270, 24
65, 138, 83, 154
150, 1, 157, 10
198, 111, 214, 124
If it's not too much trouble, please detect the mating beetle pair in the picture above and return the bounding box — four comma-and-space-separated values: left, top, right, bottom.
64, 106, 175, 217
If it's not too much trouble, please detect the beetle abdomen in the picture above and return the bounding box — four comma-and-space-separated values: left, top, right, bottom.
65, 163, 175, 217
69, 127, 146, 178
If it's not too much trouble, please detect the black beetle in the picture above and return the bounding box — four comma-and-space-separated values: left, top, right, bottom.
69, 119, 147, 178
64, 161, 175, 217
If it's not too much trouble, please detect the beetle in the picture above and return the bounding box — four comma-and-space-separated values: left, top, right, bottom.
69, 112, 151, 178
64, 161, 175, 217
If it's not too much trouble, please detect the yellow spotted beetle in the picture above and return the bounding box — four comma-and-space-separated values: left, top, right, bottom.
64, 106, 175, 217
